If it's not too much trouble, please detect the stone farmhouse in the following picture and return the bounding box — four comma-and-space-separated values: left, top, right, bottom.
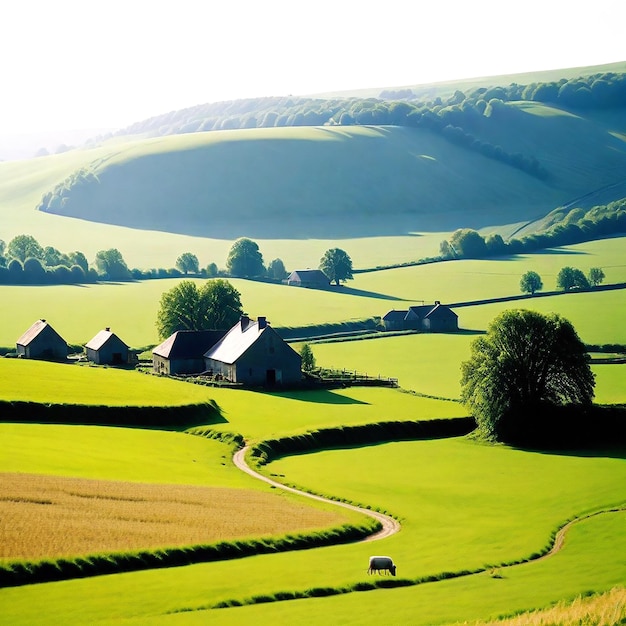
152, 329, 227, 376
383, 302, 458, 332
16, 319, 68, 360
204, 315, 302, 386
85, 328, 132, 365
286, 269, 330, 288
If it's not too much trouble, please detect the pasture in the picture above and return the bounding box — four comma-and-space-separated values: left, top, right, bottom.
1, 236, 624, 350
1, 434, 624, 624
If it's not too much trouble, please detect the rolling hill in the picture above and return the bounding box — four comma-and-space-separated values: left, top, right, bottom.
1, 64, 626, 269
33, 104, 626, 239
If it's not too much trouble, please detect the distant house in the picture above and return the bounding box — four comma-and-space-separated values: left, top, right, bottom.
152, 330, 227, 375
85, 328, 131, 365
204, 315, 302, 386
382, 302, 458, 332
16, 319, 68, 361
286, 269, 330, 288
382, 310, 409, 332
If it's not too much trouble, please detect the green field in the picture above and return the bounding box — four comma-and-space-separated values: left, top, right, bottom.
0, 359, 214, 406
2, 66, 626, 625
1, 433, 623, 625
1, 237, 625, 349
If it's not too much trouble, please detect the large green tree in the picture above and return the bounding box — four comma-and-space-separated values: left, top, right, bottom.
556, 266, 589, 291
319, 248, 353, 285
175, 252, 199, 275
7, 235, 43, 263
461, 309, 594, 442
94, 248, 131, 280
449, 229, 487, 258
587, 267, 605, 287
226, 238, 265, 278
156, 279, 243, 339
519, 270, 543, 295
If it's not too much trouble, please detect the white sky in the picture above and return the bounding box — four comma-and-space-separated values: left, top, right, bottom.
1, 0, 624, 135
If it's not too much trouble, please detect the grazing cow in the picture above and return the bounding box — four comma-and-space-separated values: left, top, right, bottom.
367, 555, 396, 576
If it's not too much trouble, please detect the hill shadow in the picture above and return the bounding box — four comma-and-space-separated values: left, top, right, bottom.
320, 285, 408, 301
263, 389, 370, 405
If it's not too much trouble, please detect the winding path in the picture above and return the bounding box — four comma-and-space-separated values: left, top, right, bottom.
233, 445, 400, 542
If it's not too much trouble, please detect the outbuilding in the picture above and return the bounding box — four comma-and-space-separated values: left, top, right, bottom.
382, 302, 458, 332
16, 319, 68, 361
204, 315, 302, 386
85, 328, 131, 365
152, 329, 227, 375
286, 269, 330, 288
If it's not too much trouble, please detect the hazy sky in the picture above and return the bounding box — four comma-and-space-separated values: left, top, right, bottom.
2, 0, 624, 135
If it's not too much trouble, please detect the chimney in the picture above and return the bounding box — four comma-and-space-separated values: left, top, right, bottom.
240, 315, 250, 331
105, 327, 111, 332
258, 316, 267, 329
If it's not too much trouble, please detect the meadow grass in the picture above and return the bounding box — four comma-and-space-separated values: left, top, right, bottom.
1, 237, 624, 348
199, 386, 465, 440
0, 423, 246, 485
306, 333, 625, 403
0, 359, 214, 405
0, 442, 623, 625
0, 473, 351, 561
464, 585, 625, 626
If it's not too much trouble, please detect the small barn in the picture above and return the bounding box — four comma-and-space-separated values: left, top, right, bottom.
204, 315, 302, 386
152, 329, 226, 375
383, 302, 458, 332
85, 328, 131, 365
16, 319, 68, 361
286, 269, 330, 288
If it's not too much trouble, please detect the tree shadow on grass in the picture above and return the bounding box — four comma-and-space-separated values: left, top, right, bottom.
311, 284, 409, 301
262, 389, 371, 405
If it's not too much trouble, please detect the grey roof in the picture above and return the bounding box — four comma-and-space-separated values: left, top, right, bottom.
153, 330, 226, 359
85, 329, 128, 351
205, 319, 268, 364
423, 303, 457, 319
383, 310, 409, 321
287, 269, 330, 283
16, 319, 65, 346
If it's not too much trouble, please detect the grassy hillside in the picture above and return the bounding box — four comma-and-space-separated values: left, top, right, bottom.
34, 115, 626, 241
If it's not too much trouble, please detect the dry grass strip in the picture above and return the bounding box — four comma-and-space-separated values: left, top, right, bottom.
463, 586, 626, 626
0, 472, 348, 561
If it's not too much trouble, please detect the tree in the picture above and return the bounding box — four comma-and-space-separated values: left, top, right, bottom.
588, 267, 605, 287
461, 309, 595, 442
0, 239, 5, 256
175, 252, 199, 275
156, 279, 243, 339
300, 343, 316, 372
449, 229, 488, 258
43, 246, 65, 267
556, 266, 589, 291
226, 238, 265, 278
68, 251, 89, 274
94, 249, 131, 280
23, 257, 47, 283
520, 270, 543, 295
7, 235, 43, 263
319, 248, 353, 286
267, 258, 287, 280
206, 262, 219, 277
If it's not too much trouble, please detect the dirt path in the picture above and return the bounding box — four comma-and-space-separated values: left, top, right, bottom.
233, 446, 400, 542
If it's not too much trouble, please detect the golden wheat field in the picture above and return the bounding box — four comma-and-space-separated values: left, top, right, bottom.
0, 473, 349, 561
464, 586, 626, 626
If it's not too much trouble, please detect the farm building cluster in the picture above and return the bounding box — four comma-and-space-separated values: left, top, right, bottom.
15, 316, 303, 387
13, 301, 458, 387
